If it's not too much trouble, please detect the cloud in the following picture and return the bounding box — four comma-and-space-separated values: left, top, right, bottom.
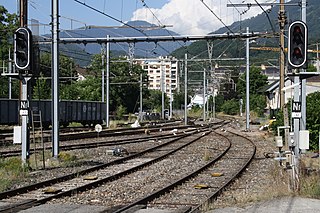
131, 0, 275, 35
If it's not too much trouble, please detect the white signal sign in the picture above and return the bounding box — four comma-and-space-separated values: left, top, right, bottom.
292, 101, 301, 118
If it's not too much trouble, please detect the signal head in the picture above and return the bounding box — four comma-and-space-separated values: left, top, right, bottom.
14, 27, 32, 71
288, 21, 308, 69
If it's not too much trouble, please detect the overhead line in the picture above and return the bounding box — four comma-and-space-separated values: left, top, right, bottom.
73, 0, 148, 36
139, 0, 186, 49
227, 0, 241, 15
254, 0, 276, 33
73, 0, 170, 55
199, 0, 234, 34
58, 32, 276, 44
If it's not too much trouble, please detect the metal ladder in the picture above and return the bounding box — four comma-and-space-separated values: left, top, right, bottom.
31, 110, 45, 169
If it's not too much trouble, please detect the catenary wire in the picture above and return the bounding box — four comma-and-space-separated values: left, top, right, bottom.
199, 0, 234, 34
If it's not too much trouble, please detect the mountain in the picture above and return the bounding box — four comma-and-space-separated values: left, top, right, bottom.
53, 20, 182, 66
216, 0, 319, 37
172, 0, 320, 62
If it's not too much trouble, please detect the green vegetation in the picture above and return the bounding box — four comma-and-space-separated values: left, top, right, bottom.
0, 6, 19, 98
0, 157, 28, 192
300, 158, 320, 199
58, 152, 77, 165
306, 92, 320, 150
270, 91, 320, 151
221, 99, 239, 115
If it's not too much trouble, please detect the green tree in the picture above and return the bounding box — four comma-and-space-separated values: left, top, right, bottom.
109, 60, 143, 113
306, 91, 320, 150
0, 77, 19, 98
237, 66, 268, 116
144, 90, 169, 112
0, 6, 19, 98
212, 94, 226, 113
172, 92, 190, 110
32, 73, 51, 100
0, 5, 18, 61
250, 94, 267, 116
237, 66, 268, 95
62, 54, 145, 114
38, 52, 77, 81
116, 105, 127, 120
60, 76, 101, 101
33, 52, 78, 100
221, 99, 239, 115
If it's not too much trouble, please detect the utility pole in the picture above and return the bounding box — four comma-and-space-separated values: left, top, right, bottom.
279, 0, 286, 108
139, 73, 143, 121
278, 0, 290, 151
8, 48, 12, 99
169, 77, 172, 120
301, 0, 307, 131
19, 0, 27, 27
203, 69, 206, 122
101, 44, 105, 102
106, 35, 110, 128
246, 27, 250, 131
161, 58, 165, 120
52, 0, 60, 158
317, 43, 320, 72
184, 54, 188, 125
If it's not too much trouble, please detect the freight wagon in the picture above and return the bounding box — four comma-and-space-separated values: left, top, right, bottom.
0, 99, 106, 128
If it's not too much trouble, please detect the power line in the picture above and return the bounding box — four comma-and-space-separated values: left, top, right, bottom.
199, 0, 234, 34
254, 0, 276, 34
73, 0, 171, 55
139, 0, 185, 49
74, 0, 148, 36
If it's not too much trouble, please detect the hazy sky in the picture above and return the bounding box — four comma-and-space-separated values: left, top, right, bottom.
2, 0, 279, 35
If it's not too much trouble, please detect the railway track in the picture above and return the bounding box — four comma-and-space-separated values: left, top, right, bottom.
0, 126, 218, 213
0, 125, 200, 158
94, 129, 256, 212
0, 121, 187, 146
0, 121, 252, 213
144, 129, 257, 213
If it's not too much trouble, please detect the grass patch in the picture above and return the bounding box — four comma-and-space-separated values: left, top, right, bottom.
0, 157, 29, 192
204, 162, 292, 211
68, 122, 83, 127
300, 175, 320, 198
299, 156, 320, 198
59, 152, 77, 162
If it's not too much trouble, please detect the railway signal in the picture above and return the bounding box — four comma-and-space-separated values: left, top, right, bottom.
288, 21, 308, 69
14, 27, 32, 71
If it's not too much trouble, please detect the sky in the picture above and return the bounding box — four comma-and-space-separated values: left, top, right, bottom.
1, 0, 279, 35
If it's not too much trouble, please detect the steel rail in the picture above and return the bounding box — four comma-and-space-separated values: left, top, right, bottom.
190, 129, 257, 213
0, 124, 202, 158
113, 129, 256, 213
0, 127, 218, 212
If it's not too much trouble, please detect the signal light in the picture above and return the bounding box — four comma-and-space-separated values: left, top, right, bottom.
288, 21, 307, 69
14, 27, 32, 71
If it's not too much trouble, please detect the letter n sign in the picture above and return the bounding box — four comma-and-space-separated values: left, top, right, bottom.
292, 101, 301, 118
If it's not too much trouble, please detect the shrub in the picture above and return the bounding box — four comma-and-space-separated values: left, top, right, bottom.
221, 99, 239, 115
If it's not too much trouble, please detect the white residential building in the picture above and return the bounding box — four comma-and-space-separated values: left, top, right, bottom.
138, 56, 179, 97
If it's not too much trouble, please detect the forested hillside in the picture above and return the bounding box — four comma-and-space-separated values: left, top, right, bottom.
171, 0, 320, 63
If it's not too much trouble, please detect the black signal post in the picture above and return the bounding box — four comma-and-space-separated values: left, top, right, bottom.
13, 26, 33, 165
288, 21, 308, 69
14, 27, 32, 72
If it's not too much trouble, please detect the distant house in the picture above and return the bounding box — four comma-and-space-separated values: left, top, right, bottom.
263, 75, 320, 115
74, 66, 88, 81
187, 94, 208, 109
